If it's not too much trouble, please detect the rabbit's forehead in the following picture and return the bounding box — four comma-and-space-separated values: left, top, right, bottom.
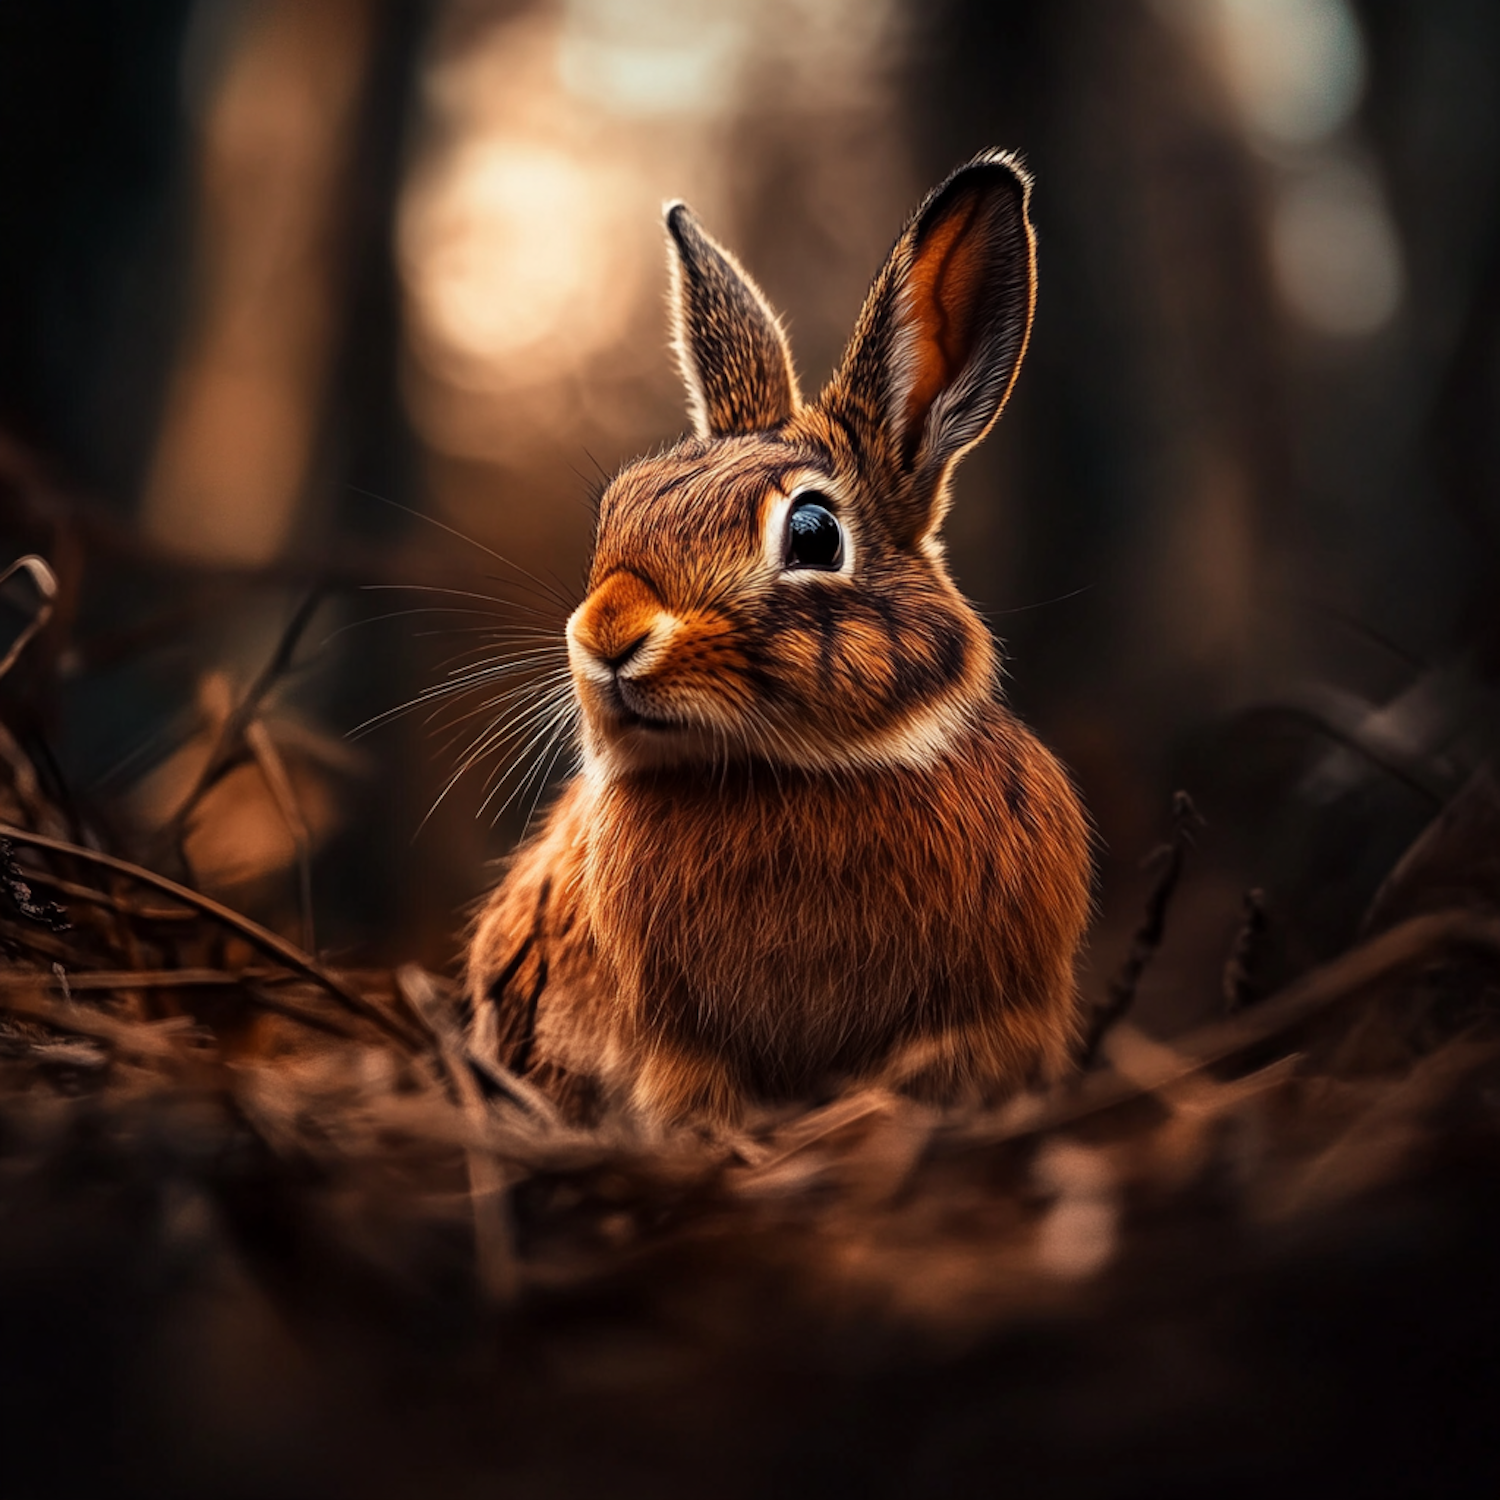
592, 438, 830, 579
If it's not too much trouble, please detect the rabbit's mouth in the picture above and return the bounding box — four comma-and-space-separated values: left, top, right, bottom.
604, 679, 677, 732
614, 705, 675, 732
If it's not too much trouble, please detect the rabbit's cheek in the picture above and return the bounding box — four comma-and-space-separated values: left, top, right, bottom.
827, 618, 898, 704
760, 613, 901, 731
621, 617, 755, 721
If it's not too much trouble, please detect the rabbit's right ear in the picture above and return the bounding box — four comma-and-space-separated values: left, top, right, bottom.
666, 203, 801, 439
822, 151, 1036, 545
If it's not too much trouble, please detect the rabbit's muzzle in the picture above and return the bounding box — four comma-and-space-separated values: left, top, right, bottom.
567, 571, 752, 754
568, 571, 659, 676
567, 571, 673, 731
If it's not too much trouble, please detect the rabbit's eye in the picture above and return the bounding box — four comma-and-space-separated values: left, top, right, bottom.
785, 496, 844, 570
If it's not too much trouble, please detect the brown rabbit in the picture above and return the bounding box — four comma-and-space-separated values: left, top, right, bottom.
466, 150, 1091, 1125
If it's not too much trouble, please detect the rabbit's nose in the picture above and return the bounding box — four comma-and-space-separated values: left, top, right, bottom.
598, 630, 650, 673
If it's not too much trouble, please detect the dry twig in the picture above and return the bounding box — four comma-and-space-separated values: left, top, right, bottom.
1020, 907, 1500, 1141
0, 822, 423, 1049
0, 554, 55, 682
1222, 887, 1268, 1013
155, 588, 325, 871
1079, 790, 1203, 1066
399, 964, 519, 1302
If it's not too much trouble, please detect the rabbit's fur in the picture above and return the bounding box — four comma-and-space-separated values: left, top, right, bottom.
466, 150, 1091, 1125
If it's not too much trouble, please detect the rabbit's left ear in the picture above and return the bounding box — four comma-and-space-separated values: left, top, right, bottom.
823, 151, 1036, 543
666, 203, 801, 438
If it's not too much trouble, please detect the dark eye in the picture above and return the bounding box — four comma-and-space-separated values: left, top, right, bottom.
785, 495, 844, 570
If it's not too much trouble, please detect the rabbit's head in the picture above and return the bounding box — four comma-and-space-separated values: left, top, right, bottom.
568, 150, 1036, 776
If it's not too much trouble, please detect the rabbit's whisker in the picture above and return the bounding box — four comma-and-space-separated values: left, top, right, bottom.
513, 708, 582, 834
459, 679, 574, 745
445, 676, 576, 789
471, 696, 580, 826
349, 488, 579, 615
359, 582, 564, 628
350, 657, 567, 739
323, 607, 563, 648
486, 685, 577, 783
437, 649, 567, 686
413, 625, 564, 643
425, 658, 569, 704
426, 671, 574, 747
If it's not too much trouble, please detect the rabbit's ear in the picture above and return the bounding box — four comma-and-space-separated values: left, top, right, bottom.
666, 203, 801, 438
824, 151, 1036, 542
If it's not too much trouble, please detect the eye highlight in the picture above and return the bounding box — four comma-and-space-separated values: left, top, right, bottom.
784, 493, 844, 571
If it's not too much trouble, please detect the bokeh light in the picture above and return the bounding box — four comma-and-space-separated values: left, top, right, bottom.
1159, 0, 1404, 337
1270, 155, 1405, 335
401, 139, 639, 382
1207, 0, 1366, 149
397, 0, 906, 484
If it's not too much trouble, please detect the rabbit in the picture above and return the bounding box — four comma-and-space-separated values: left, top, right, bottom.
465, 149, 1092, 1126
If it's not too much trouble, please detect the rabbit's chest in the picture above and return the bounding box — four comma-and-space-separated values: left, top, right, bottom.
582, 759, 1028, 1074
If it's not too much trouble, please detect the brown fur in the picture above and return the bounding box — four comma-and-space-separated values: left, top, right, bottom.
467, 150, 1091, 1125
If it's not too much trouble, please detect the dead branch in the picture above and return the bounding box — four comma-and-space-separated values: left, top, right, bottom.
244, 716, 316, 952
14, 967, 275, 990
23, 871, 196, 922
156, 588, 326, 871
0, 836, 68, 931
1079, 790, 1203, 1067
0, 554, 56, 681
0, 822, 424, 1049
0, 981, 201, 1058
1016, 907, 1500, 1142
1222, 887, 1267, 1014
399, 965, 519, 1301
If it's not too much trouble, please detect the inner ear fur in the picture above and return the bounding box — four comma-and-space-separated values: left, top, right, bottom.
822, 150, 1037, 542
666, 203, 801, 439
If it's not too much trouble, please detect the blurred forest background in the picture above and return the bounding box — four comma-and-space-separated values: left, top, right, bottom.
2, 0, 1498, 1026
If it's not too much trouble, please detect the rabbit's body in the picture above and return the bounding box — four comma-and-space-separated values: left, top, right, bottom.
467, 151, 1092, 1124
471, 698, 1087, 1121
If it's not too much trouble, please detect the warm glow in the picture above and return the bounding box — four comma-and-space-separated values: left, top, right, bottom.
557, 0, 746, 115
400, 139, 637, 381
1203, 0, 1366, 148
1270, 156, 1404, 336
142, 0, 371, 563
1157, 0, 1402, 338
397, 0, 905, 468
